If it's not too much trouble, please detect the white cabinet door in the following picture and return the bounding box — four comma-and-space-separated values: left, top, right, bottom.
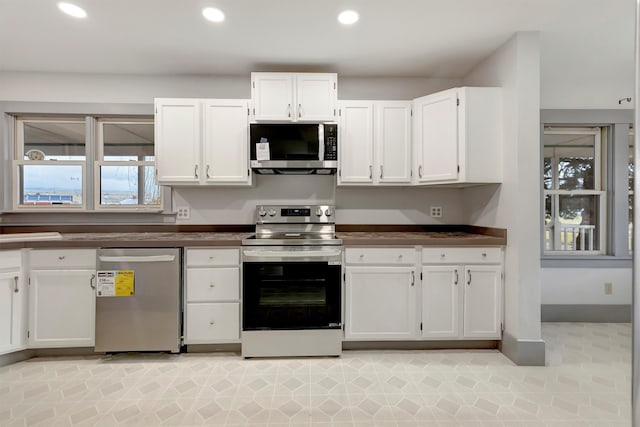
413, 88, 459, 183
296, 74, 337, 121
0, 271, 26, 354
202, 99, 251, 184
29, 270, 96, 348
463, 265, 502, 339
421, 266, 460, 339
377, 101, 412, 184
345, 266, 416, 340
251, 73, 295, 121
155, 98, 201, 184
338, 101, 374, 184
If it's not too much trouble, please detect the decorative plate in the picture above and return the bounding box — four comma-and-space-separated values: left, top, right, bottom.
26, 149, 45, 161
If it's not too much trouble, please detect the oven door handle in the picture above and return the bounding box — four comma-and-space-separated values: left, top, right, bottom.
243, 249, 342, 258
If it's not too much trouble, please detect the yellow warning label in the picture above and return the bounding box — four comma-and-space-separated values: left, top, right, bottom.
115, 270, 135, 296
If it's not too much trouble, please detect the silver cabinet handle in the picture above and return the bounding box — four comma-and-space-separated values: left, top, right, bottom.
194, 164, 199, 179
418, 165, 423, 178
90, 274, 96, 290
454, 269, 458, 285
467, 270, 471, 285
287, 104, 291, 118
298, 103, 302, 118
13, 276, 19, 293
206, 165, 211, 179
411, 271, 415, 286
380, 165, 383, 179
369, 165, 373, 179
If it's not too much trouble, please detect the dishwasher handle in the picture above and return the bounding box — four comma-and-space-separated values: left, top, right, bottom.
98, 255, 176, 263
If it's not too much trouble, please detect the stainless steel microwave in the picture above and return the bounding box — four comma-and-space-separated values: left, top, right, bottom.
249, 123, 337, 174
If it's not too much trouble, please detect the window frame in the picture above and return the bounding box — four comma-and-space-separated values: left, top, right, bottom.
94, 118, 161, 211
12, 116, 88, 211
543, 126, 607, 255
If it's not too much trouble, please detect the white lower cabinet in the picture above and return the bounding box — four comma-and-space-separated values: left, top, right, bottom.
0, 250, 27, 354
28, 249, 97, 348
344, 248, 417, 340
421, 248, 503, 340
184, 248, 240, 344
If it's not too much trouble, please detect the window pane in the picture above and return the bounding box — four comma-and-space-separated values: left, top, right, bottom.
23, 121, 86, 160
543, 157, 553, 190
556, 194, 600, 251
544, 194, 553, 250
103, 122, 154, 161
19, 164, 83, 205
99, 165, 160, 206
544, 131, 596, 190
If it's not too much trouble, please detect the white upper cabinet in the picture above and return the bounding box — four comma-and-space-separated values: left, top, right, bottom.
202, 100, 251, 184
338, 100, 412, 185
338, 101, 374, 184
251, 72, 337, 122
155, 98, 251, 186
155, 99, 201, 184
413, 87, 501, 185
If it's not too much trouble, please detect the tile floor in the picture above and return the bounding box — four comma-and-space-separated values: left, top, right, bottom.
0, 323, 631, 426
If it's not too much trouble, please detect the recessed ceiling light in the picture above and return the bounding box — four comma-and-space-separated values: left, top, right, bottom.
338, 10, 359, 25
202, 7, 225, 23
57, 2, 87, 18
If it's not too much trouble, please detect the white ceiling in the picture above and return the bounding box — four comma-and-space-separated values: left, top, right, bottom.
0, 0, 635, 88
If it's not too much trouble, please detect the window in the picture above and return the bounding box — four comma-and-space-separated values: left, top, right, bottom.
14, 118, 87, 208
543, 127, 606, 254
13, 115, 160, 211
95, 119, 160, 209
630, 129, 635, 252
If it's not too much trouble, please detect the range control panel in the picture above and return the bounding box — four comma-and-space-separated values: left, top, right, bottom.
255, 205, 335, 223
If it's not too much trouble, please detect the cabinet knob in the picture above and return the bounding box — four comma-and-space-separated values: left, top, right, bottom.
440, 253, 445, 258
398, 254, 403, 260
209, 321, 215, 325
209, 283, 215, 288
359, 254, 364, 259
58, 256, 65, 260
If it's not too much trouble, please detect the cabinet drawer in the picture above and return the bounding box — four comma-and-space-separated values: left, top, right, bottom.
345, 247, 416, 265
185, 303, 240, 343
186, 268, 239, 302
0, 250, 22, 270
30, 249, 96, 269
186, 248, 239, 267
421, 247, 501, 264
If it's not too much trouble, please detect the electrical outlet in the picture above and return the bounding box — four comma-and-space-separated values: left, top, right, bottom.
604, 282, 613, 295
177, 206, 190, 220
430, 206, 443, 218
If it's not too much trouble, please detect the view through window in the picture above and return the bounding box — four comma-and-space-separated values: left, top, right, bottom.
543, 127, 606, 254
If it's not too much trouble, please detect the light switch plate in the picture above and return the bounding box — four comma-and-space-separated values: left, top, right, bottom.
430, 206, 443, 218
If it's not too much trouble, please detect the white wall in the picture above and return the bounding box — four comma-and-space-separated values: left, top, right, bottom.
462, 32, 542, 342
541, 268, 632, 305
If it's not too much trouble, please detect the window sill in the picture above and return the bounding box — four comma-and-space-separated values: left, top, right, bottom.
541, 255, 632, 268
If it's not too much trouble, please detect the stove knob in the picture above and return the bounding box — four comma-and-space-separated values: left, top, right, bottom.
268, 209, 277, 217
258, 208, 267, 217
315, 207, 324, 217
325, 208, 333, 217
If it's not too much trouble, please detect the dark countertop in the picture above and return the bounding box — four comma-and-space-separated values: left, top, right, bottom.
0, 228, 506, 249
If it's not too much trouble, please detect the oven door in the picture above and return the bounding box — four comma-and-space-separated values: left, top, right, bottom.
242, 248, 342, 331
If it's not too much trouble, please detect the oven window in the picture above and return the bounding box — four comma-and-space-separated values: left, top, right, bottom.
243, 262, 341, 330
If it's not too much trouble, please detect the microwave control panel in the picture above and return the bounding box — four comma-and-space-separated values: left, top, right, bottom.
324, 125, 338, 161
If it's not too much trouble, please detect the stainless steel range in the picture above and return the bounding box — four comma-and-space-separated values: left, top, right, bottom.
241, 205, 343, 358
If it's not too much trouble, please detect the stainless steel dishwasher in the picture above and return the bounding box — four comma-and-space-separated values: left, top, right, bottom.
95, 248, 181, 353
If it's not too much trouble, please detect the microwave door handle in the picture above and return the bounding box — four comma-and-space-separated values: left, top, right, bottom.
318, 124, 325, 161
